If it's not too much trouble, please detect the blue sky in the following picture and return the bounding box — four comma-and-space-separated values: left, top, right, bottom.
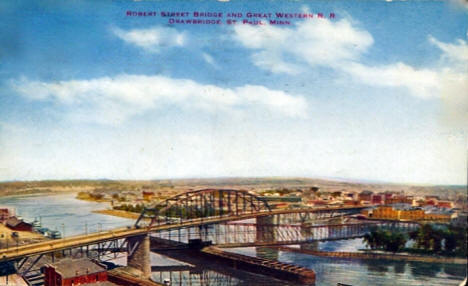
0, 0, 467, 184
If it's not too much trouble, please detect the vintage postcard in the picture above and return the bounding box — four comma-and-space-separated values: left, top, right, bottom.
0, 0, 467, 285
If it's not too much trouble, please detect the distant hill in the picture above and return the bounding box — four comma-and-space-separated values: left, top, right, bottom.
0, 177, 466, 199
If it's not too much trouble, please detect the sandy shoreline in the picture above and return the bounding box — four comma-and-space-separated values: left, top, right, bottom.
92, 209, 148, 220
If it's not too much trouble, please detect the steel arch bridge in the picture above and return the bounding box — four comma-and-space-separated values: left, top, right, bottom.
135, 189, 272, 228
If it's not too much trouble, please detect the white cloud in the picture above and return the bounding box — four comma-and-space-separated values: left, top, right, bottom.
439, 69, 468, 129
343, 36, 468, 103
232, 18, 468, 111
233, 19, 373, 73
252, 50, 303, 74
342, 62, 440, 98
10, 75, 308, 125
429, 36, 468, 66
426, 36, 468, 130
112, 26, 186, 52
202, 52, 219, 68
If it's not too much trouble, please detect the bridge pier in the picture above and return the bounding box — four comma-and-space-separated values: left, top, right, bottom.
300, 223, 318, 251
127, 234, 151, 278
256, 216, 278, 242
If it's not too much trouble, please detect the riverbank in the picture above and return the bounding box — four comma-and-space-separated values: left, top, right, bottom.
76, 196, 110, 203
0, 224, 47, 246
0, 190, 59, 199
275, 246, 467, 265
93, 209, 148, 220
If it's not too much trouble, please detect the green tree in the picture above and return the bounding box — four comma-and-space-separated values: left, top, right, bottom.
385, 232, 407, 253
414, 224, 436, 251
407, 224, 467, 255
452, 225, 467, 256
443, 229, 457, 253
363, 233, 377, 249
364, 229, 407, 253
432, 232, 442, 253
374, 229, 389, 249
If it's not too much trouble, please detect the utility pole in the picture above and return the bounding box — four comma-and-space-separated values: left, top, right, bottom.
62, 223, 65, 239
85, 222, 88, 235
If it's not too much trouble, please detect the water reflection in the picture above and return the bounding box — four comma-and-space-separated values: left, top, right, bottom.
443, 264, 467, 277
409, 261, 442, 278
319, 238, 366, 251
227, 247, 466, 286
392, 261, 406, 274
152, 269, 241, 286
364, 260, 389, 273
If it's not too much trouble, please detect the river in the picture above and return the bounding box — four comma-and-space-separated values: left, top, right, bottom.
0, 194, 465, 286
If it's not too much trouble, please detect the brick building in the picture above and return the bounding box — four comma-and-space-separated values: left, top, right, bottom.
385, 195, 415, 205
398, 206, 425, 220
142, 191, 154, 201
363, 204, 454, 222
371, 194, 383, 205
358, 190, 373, 202
43, 258, 108, 286
365, 205, 398, 220
5, 217, 33, 231
423, 207, 456, 223
344, 199, 360, 206
436, 201, 454, 209
383, 191, 395, 203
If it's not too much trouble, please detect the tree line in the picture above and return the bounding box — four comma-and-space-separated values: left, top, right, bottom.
113, 203, 145, 213
363, 224, 466, 256
113, 203, 223, 219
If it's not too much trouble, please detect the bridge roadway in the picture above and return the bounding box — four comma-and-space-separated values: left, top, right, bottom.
0, 206, 365, 262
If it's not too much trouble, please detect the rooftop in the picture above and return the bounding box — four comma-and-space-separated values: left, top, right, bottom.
385, 203, 422, 211
47, 258, 106, 279
5, 217, 30, 227
422, 206, 455, 214
360, 190, 373, 195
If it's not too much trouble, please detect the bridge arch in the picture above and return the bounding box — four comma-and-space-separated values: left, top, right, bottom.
135, 189, 271, 228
